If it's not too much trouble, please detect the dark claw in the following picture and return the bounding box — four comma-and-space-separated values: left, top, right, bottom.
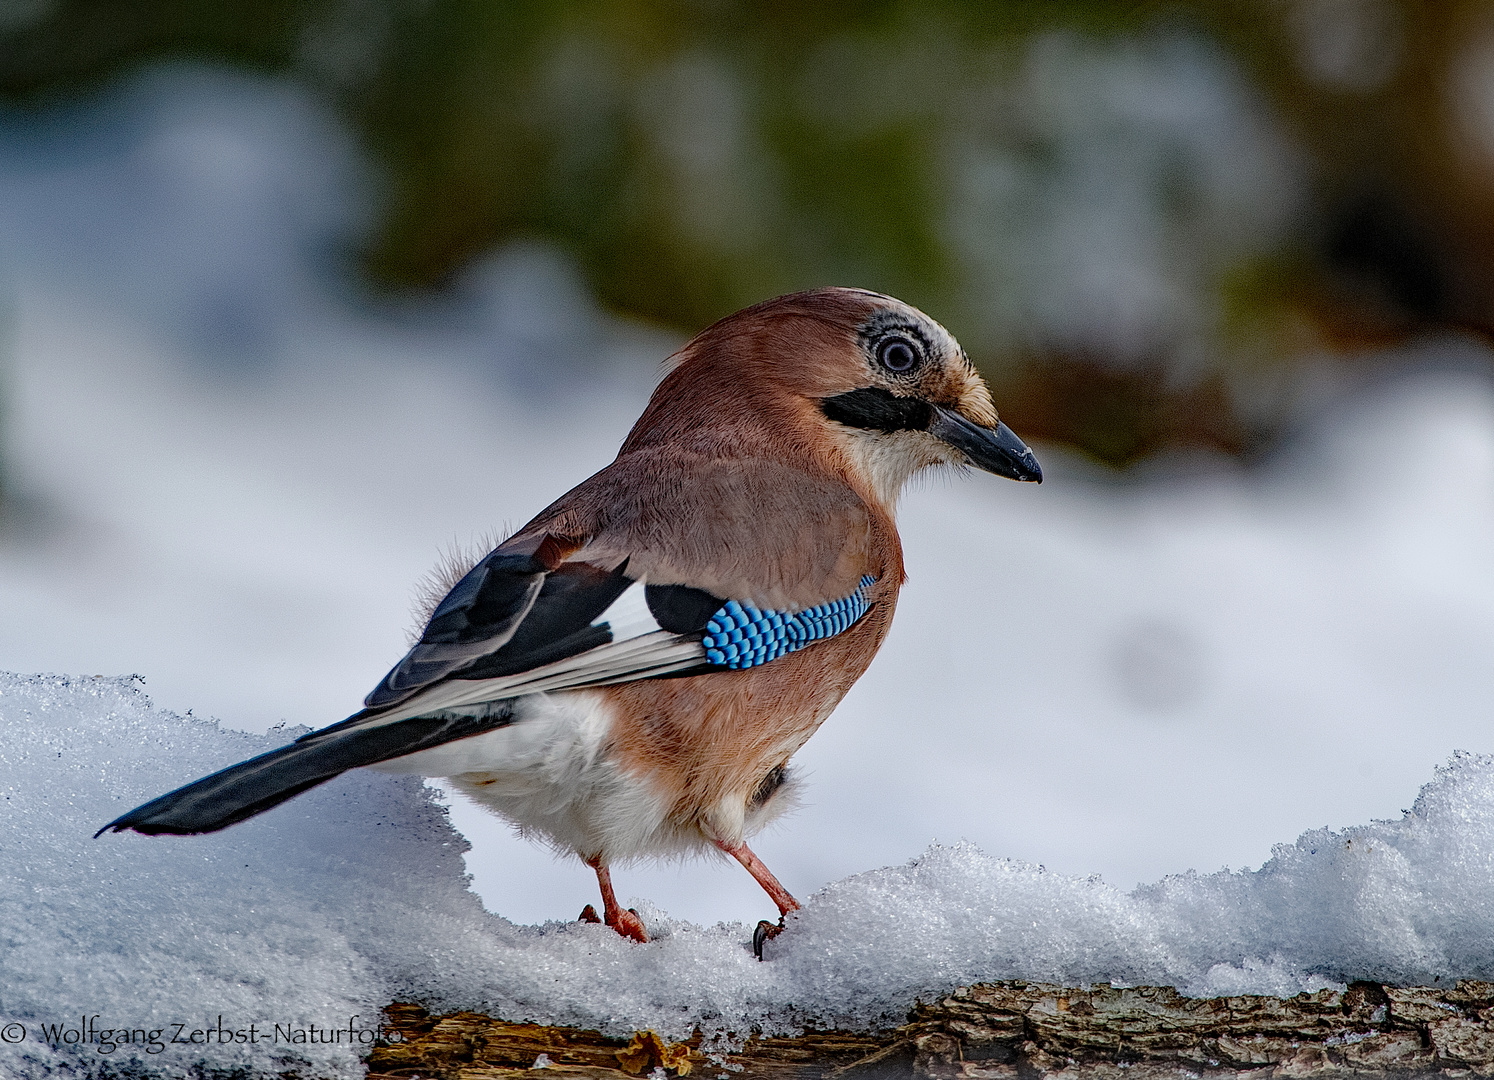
753, 918, 785, 960
579, 904, 602, 924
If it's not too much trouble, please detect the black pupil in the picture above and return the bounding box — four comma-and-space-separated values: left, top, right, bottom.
879, 339, 916, 372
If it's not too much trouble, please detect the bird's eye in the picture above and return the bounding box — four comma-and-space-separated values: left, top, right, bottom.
877, 336, 919, 374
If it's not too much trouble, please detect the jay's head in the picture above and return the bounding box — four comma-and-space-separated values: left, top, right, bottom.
624, 287, 1041, 509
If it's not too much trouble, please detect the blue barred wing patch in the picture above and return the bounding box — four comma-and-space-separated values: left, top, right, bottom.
702, 575, 876, 670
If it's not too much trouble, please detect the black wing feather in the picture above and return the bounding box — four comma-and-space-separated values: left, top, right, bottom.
365, 550, 550, 708
96, 705, 515, 836
644, 583, 723, 634
459, 561, 633, 680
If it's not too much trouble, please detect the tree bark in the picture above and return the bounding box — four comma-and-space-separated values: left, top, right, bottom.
367, 980, 1494, 1079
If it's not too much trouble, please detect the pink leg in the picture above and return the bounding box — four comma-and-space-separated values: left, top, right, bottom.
581, 857, 648, 943
716, 839, 799, 958
717, 839, 801, 914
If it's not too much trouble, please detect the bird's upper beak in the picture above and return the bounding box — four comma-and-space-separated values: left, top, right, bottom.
928, 405, 1043, 483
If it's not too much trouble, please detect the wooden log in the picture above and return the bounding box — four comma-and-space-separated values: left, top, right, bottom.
366, 980, 1494, 1079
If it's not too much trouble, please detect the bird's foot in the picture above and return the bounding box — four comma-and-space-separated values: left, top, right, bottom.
713, 839, 796, 959
609, 907, 650, 943
578, 904, 602, 924
584, 858, 649, 942
753, 918, 785, 960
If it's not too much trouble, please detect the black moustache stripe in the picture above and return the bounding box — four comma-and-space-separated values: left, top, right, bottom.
820, 387, 933, 433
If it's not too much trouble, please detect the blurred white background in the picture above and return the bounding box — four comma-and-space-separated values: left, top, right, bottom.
2, 66, 1492, 928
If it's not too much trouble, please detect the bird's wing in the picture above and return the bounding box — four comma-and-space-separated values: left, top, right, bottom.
342, 450, 894, 730
95, 549, 877, 837
342, 536, 879, 731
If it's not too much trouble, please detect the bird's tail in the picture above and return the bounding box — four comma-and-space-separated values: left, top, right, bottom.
95, 708, 514, 837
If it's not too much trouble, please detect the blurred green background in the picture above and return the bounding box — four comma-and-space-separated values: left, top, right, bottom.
2, 0, 1490, 466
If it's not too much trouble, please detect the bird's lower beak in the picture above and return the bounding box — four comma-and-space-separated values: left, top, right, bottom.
929, 406, 1043, 483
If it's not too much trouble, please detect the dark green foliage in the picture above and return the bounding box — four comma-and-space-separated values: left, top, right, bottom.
1, 0, 1482, 467
0, 0, 1143, 329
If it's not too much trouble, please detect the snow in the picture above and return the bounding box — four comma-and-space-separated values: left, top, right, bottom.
2, 56, 1494, 1080
6, 672, 1494, 1079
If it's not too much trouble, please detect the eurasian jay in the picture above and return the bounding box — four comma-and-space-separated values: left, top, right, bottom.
99, 287, 1041, 953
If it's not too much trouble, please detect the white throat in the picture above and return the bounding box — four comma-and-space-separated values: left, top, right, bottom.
839, 427, 952, 513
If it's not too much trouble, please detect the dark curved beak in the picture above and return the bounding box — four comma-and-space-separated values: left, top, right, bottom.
929, 406, 1043, 483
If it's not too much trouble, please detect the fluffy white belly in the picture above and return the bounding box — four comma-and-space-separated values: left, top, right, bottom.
367, 689, 694, 862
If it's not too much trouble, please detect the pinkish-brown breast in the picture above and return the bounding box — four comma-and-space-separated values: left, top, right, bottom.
600, 571, 900, 832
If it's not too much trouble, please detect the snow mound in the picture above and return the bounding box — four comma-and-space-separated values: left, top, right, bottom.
5, 672, 1494, 1078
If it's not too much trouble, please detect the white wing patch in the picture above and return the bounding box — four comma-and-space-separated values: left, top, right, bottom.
350, 580, 707, 728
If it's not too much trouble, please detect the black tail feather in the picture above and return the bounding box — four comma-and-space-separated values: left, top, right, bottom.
95, 706, 515, 837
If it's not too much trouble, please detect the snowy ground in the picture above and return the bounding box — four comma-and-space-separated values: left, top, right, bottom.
7, 672, 1494, 1080
3, 62, 1494, 1078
